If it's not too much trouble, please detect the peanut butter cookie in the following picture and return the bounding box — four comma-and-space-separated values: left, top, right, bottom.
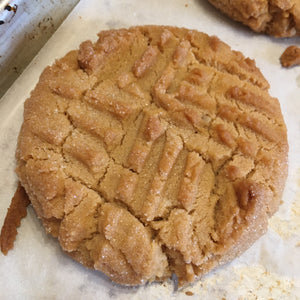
15, 26, 288, 286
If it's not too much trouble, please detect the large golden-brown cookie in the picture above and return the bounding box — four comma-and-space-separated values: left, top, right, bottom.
207, 0, 300, 37
15, 26, 288, 286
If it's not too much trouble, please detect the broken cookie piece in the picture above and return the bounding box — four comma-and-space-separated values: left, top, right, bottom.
1, 183, 30, 255
280, 45, 300, 68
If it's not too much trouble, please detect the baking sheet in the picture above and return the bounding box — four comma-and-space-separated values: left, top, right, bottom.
0, 0, 300, 299
0, 0, 79, 98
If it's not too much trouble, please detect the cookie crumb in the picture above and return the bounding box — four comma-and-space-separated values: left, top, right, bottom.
280, 46, 300, 68
0, 182, 30, 255
185, 291, 194, 296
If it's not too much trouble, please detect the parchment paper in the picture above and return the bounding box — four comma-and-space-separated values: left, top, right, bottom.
0, 0, 299, 299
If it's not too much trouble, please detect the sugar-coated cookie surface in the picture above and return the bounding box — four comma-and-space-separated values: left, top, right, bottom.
16, 26, 288, 286
208, 0, 300, 37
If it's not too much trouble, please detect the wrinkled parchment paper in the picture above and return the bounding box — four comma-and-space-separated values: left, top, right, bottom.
0, 0, 299, 299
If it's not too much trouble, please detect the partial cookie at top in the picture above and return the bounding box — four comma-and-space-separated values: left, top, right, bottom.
207, 0, 300, 37
15, 26, 288, 286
